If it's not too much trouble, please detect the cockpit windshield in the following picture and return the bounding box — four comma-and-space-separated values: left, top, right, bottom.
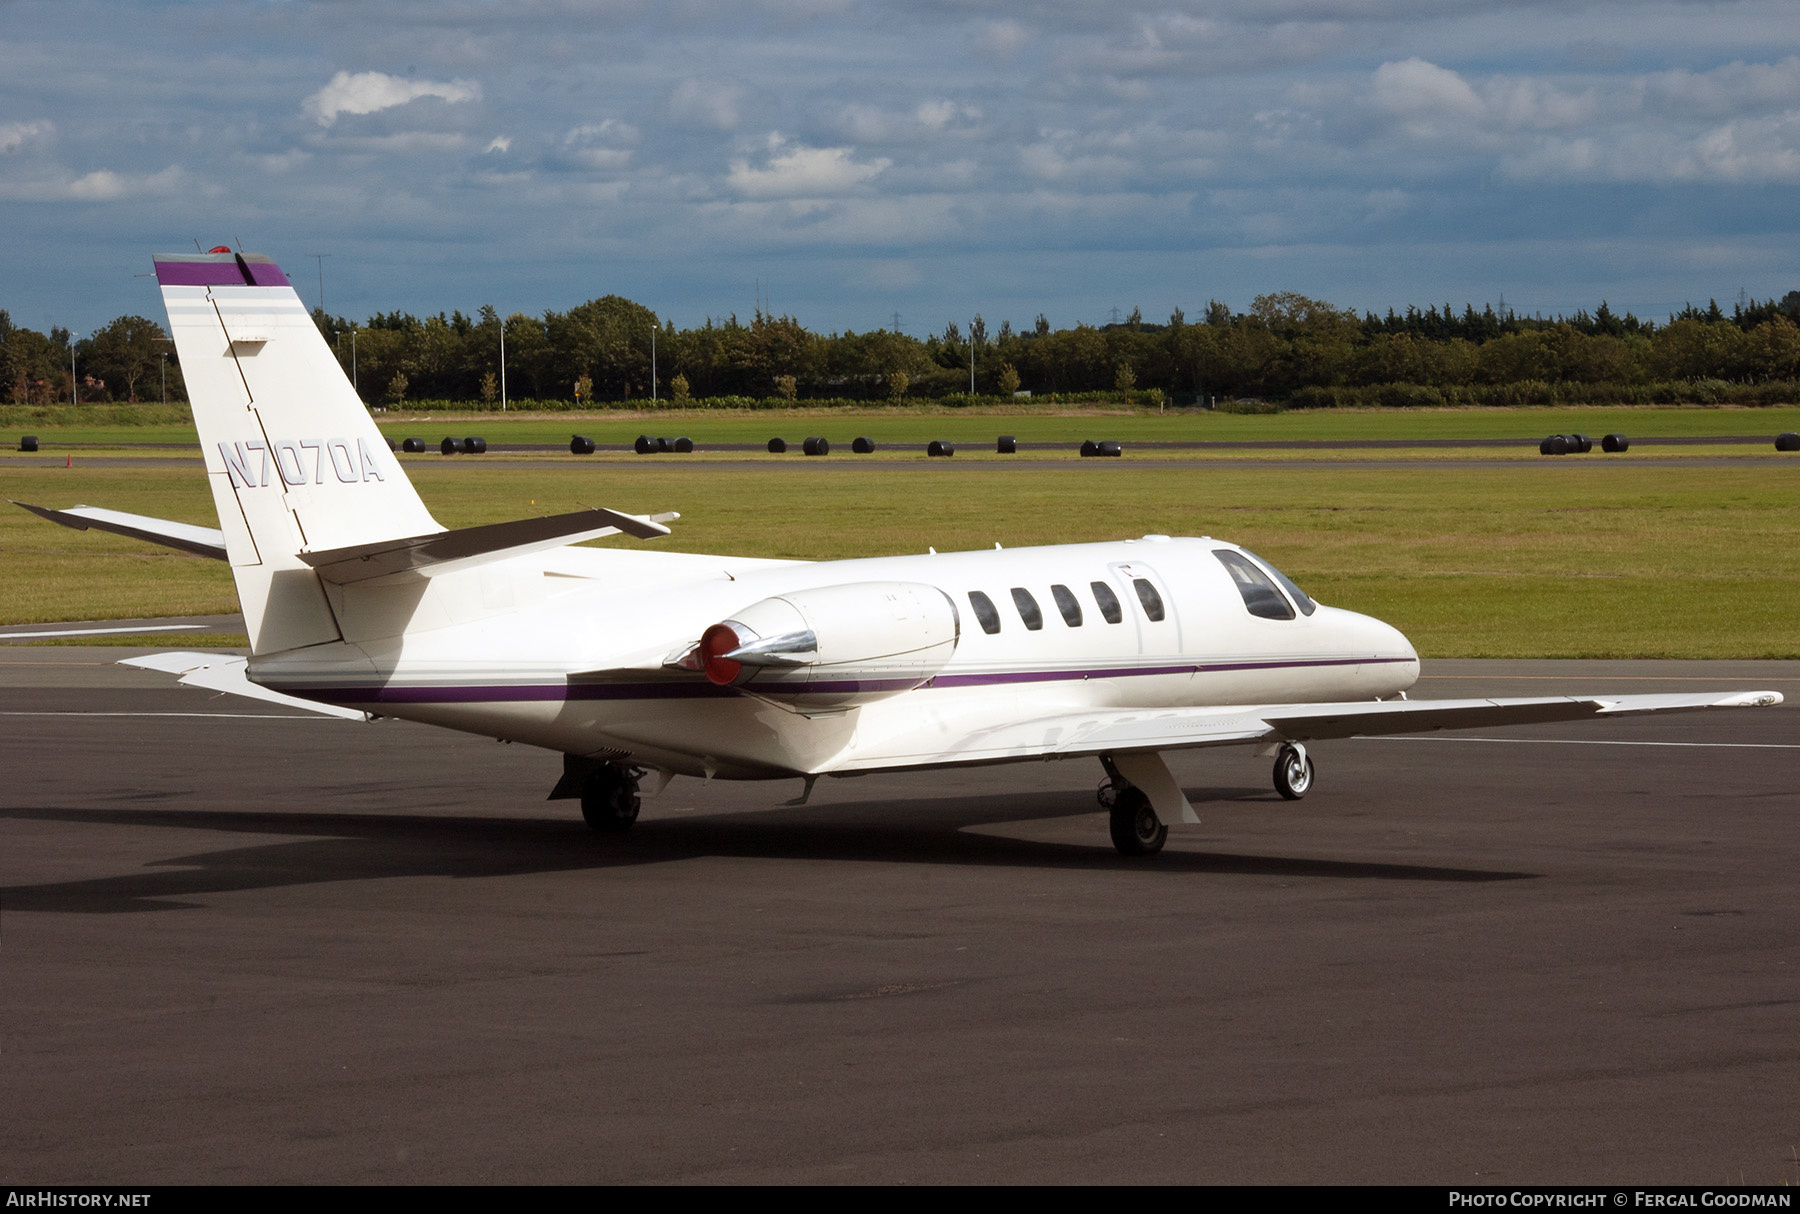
1214, 549, 1317, 619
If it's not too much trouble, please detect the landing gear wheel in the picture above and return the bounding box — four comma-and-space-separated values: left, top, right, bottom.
1108, 786, 1167, 856
1273, 743, 1313, 801
580, 763, 642, 832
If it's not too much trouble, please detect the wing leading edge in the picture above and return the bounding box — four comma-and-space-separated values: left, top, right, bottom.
829, 689, 1784, 774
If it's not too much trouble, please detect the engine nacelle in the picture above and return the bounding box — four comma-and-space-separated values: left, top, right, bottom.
697, 581, 960, 710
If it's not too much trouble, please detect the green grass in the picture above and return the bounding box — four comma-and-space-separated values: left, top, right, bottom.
7, 402, 1800, 452
4, 456, 1796, 658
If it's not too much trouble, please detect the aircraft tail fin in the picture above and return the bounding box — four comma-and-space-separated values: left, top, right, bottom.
156, 251, 443, 654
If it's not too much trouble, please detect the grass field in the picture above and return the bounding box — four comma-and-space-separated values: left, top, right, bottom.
7, 402, 1800, 452
3, 451, 1796, 658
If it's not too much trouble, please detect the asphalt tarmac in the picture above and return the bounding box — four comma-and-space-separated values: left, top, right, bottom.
3, 649, 1797, 1184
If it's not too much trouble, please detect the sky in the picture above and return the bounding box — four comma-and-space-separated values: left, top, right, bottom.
4, 0, 1799, 338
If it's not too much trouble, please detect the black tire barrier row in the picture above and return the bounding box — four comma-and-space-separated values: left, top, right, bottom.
767, 437, 787, 453
1539, 433, 1591, 455
1777, 432, 1800, 452
1080, 440, 1123, 457
1601, 433, 1629, 453
441, 437, 463, 454
802, 436, 830, 456
634, 435, 694, 454
996, 435, 1016, 454
402, 437, 426, 452
927, 440, 954, 457
570, 435, 596, 455
851, 436, 875, 453
19, 435, 37, 452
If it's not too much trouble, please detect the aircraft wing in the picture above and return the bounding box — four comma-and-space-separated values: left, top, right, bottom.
830, 689, 1783, 774
12, 502, 227, 560
119, 651, 371, 720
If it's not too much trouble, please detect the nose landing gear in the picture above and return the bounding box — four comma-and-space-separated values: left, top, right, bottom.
1273, 742, 1313, 800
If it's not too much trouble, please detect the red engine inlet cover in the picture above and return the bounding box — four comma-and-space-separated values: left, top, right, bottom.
699, 623, 743, 686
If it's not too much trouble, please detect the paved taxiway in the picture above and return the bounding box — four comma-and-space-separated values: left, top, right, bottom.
3, 648, 1796, 1184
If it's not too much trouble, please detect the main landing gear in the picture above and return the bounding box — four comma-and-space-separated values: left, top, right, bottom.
1272, 742, 1313, 801
1098, 764, 1167, 857
580, 761, 642, 832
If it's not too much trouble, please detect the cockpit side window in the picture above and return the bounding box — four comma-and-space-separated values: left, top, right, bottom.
1010, 587, 1044, 631
1213, 550, 1296, 620
1050, 584, 1083, 626
1090, 581, 1122, 624
1238, 548, 1317, 616
1131, 578, 1165, 622
968, 590, 1002, 635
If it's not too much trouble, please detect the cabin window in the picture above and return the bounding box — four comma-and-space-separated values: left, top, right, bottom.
1090, 581, 1123, 624
1213, 550, 1296, 620
968, 590, 1002, 635
1132, 578, 1165, 622
1238, 548, 1317, 616
1010, 587, 1044, 631
1050, 583, 1083, 627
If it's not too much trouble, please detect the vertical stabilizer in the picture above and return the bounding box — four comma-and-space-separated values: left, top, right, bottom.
156, 252, 442, 654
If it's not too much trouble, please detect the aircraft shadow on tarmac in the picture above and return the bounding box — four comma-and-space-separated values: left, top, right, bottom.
0, 791, 1535, 914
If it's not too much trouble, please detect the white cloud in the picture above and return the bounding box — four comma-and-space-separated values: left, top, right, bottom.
671, 79, 742, 130
485, 136, 512, 154
302, 70, 480, 127
838, 99, 980, 143
0, 165, 183, 203
727, 136, 889, 197
975, 20, 1028, 60
0, 121, 52, 153
1372, 58, 1485, 137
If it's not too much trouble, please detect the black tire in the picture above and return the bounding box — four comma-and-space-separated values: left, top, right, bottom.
767, 437, 787, 453
580, 765, 641, 832
852, 436, 874, 454
655, 437, 673, 453
1569, 433, 1591, 454
1273, 744, 1313, 800
635, 435, 655, 454
1540, 435, 1568, 456
1098, 440, 1123, 457
1108, 787, 1167, 856
402, 437, 425, 453
673, 437, 694, 453
20, 435, 38, 452
1776, 432, 1800, 452
440, 437, 462, 455
927, 440, 954, 457
996, 435, 1016, 454
1080, 440, 1099, 457
1601, 433, 1628, 453
802, 436, 829, 456
570, 435, 596, 455
464, 437, 486, 454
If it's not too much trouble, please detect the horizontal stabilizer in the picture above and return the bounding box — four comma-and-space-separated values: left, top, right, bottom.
13, 502, 227, 560
297, 507, 678, 585
120, 651, 370, 720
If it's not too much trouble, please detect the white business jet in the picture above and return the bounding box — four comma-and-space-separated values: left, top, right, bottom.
15, 251, 1784, 855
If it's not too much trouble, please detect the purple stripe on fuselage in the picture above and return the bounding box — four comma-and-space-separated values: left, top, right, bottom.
274, 655, 1413, 707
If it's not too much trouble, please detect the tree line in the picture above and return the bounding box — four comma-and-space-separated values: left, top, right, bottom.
6, 289, 1800, 409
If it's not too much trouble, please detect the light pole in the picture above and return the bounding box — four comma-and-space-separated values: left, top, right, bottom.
310, 253, 330, 314
69, 334, 80, 405
651, 325, 657, 403
350, 329, 358, 395
500, 320, 507, 411
969, 319, 976, 395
